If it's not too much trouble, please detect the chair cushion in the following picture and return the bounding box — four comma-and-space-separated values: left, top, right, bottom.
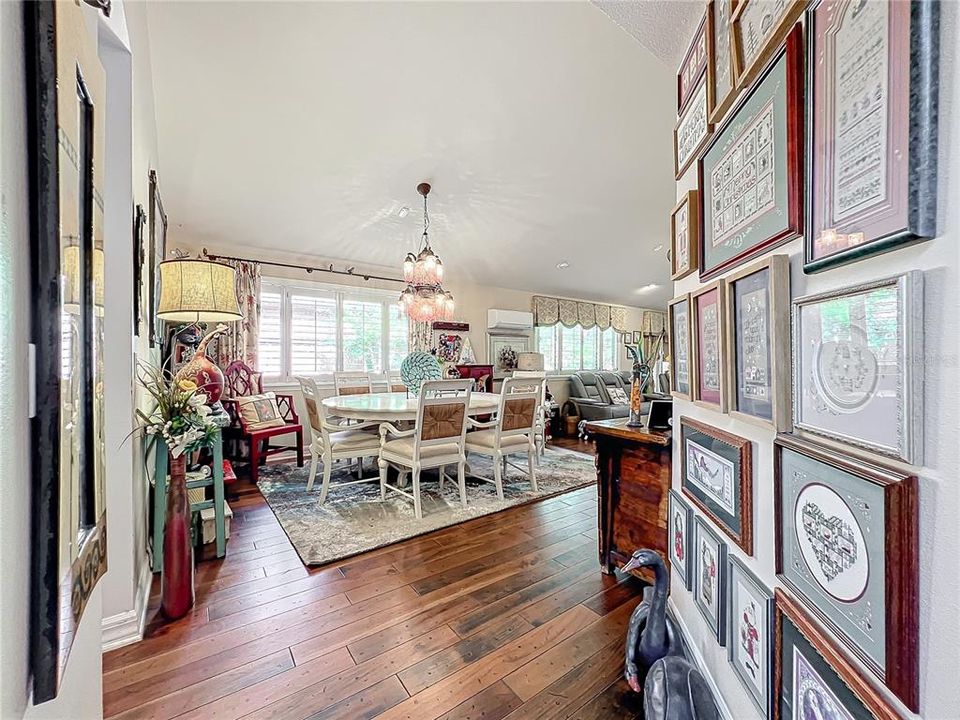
236, 393, 286, 430
328, 430, 380, 452
465, 429, 531, 451
382, 437, 461, 460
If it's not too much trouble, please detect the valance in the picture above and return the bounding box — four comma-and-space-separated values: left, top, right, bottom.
532, 295, 628, 332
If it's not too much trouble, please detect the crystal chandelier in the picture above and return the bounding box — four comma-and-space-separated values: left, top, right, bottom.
399, 182, 455, 322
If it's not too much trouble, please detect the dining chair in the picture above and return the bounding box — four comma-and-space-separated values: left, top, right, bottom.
511, 370, 549, 457
465, 376, 544, 499
333, 371, 374, 395
378, 379, 473, 519
296, 376, 382, 503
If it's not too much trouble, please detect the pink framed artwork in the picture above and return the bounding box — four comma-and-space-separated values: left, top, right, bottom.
691, 279, 727, 412
678, 11, 710, 113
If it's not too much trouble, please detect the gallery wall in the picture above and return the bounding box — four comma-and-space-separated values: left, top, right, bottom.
669, 4, 960, 720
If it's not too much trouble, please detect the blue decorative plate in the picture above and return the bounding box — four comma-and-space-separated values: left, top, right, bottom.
400, 351, 442, 396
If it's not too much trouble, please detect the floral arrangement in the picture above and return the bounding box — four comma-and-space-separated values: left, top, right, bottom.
136, 364, 220, 458
498, 345, 518, 370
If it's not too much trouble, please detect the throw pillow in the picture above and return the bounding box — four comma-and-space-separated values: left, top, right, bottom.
607, 387, 629, 405
236, 392, 286, 430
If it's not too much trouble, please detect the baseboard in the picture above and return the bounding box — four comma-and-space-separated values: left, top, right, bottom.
668, 597, 733, 720
101, 562, 152, 652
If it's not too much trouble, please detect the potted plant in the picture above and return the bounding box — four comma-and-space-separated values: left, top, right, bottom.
136, 364, 220, 619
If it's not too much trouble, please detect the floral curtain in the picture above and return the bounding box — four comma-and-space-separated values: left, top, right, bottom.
212, 259, 261, 368
532, 295, 628, 332
640, 310, 667, 365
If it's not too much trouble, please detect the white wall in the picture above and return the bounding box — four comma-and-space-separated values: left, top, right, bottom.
670, 6, 960, 720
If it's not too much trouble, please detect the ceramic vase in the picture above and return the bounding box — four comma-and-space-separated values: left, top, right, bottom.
161, 453, 195, 619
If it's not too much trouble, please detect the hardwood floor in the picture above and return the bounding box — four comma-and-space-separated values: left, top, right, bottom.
104, 446, 644, 720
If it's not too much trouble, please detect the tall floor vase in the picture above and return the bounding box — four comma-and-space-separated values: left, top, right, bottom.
161, 453, 195, 619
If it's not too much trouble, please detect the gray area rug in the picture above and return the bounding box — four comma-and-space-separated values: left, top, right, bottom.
256, 447, 596, 566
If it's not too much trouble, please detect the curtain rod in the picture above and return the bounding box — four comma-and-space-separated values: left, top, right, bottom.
201, 248, 406, 285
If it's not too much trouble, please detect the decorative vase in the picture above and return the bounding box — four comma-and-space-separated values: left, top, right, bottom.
161, 453, 195, 620
175, 324, 228, 404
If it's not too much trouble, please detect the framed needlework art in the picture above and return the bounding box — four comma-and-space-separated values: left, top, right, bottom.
670, 190, 699, 280
792, 271, 923, 465
775, 590, 905, 720
693, 516, 728, 644
675, 77, 713, 179
668, 489, 694, 590
731, 0, 806, 92
724, 254, 791, 431
681, 416, 753, 555
147, 169, 168, 348
727, 557, 774, 718
707, 0, 737, 124
804, 0, 940, 273
668, 294, 693, 401
678, 11, 710, 114
774, 435, 919, 712
691, 280, 727, 412
699, 24, 803, 281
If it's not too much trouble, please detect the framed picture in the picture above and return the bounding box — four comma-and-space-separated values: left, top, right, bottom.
674, 77, 713, 179
731, 0, 805, 92
804, 0, 940, 274
707, 0, 738, 125
792, 271, 923, 464
698, 24, 803, 281
681, 416, 753, 555
147, 169, 168, 349
487, 333, 531, 373
632, 330, 643, 345
132, 204, 146, 336
670, 190, 699, 280
727, 557, 774, 718
668, 295, 692, 401
774, 435, 919, 711
775, 589, 904, 720
668, 489, 694, 590
26, 0, 109, 703
723, 254, 791, 431
691, 279, 727, 412
693, 516, 727, 644
678, 11, 709, 113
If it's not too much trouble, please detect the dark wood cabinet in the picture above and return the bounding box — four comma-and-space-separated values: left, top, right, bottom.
455, 364, 494, 392
587, 418, 672, 584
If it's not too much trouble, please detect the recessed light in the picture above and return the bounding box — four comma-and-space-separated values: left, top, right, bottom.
653, 244, 664, 252
398, 206, 410, 218
634, 284, 660, 294
556, 261, 570, 269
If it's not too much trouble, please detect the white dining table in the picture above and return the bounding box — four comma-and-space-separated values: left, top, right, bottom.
321, 391, 501, 422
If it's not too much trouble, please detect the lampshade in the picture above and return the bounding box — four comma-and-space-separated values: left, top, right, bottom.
157, 258, 242, 323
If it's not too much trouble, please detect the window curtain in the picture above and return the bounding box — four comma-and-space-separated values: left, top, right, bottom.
640, 310, 667, 364
212, 259, 262, 368
532, 295, 628, 332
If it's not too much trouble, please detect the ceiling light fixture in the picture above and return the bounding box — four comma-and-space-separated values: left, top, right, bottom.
556, 261, 570, 269
398, 183, 455, 323
635, 284, 660, 294
652, 244, 664, 252
398, 206, 410, 218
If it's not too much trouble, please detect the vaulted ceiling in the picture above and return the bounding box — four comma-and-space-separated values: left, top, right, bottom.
147, 1, 700, 308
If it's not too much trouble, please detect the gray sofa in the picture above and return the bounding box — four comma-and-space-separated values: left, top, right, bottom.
567, 371, 633, 422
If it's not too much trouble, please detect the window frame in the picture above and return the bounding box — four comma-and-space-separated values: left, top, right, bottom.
535, 322, 620, 374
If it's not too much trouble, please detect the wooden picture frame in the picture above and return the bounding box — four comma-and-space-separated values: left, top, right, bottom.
774, 589, 904, 720
690, 279, 728, 412
727, 557, 774, 718
774, 435, 919, 712
681, 416, 753, 555
147, 169, 167, 349
698, 24, 803, 281
723, 254, 791, 431
132, 204, 146, 336
674, 77, 713, 179
804, 0, 940, 273
707, 0, 738, 125
693, 515, 728, 644
670, 190, 699, 280
792, 271, 924, 465
668, 489, 694, 590
731, 0, 805, 92
668, 294, 693, 401
678, 11, 710, 114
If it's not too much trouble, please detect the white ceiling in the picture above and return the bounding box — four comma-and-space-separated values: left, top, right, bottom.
147, 1, 696, 308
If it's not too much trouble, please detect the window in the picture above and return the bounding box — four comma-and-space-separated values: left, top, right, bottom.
257, 280, 409, 380
536, 323, 619, 373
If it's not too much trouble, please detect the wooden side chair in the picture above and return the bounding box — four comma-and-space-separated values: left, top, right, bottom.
378, 379, 473, 519
465, 376, 544, 498
296, 376, 381, 503
222, 360, 304, 482
511, 370, 549, 457
333, 371, 373, 395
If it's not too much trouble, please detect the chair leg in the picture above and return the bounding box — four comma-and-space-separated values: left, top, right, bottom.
493, 453, 505, 500
457, 461, 467, 508
398, 470, 409, 489
319, 457, 333, 505
306, 448, 319, 491
296, 430, 304, 467
378, 458, 387, 501
438, 465, 446, 492
412, 468, 423, 519
250, 439, 261, 483
528, 444, 538, 493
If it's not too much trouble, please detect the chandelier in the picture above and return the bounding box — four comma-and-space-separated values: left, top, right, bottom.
399, 182, 455, 322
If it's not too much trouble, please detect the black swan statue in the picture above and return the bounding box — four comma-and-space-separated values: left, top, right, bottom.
643, 656, 719, 720
621, 549, 683, 691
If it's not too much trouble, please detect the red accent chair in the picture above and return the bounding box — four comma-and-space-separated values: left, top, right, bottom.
222, 361, 304, 482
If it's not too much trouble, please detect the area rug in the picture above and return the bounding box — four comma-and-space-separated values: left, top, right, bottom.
256, 447, 596, 566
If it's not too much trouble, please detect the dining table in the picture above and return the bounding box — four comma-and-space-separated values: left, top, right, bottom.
321, 390, 501, 422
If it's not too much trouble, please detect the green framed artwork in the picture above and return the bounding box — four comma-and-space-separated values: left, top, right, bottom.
698, 24, 803, 281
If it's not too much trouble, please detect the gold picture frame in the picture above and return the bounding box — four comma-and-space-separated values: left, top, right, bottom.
670, 190, 699, 280
707, 0, 738, 124
668, 294, 693, 401
730, 0, 805, 92
690, 279, 728, 413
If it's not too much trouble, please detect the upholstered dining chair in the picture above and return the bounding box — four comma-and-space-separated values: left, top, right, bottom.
511, 370, 549, 457
333, 371, 374, 395
296, 376, 382, 503
377, 379, 473, 519
465, 376, 544, 499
